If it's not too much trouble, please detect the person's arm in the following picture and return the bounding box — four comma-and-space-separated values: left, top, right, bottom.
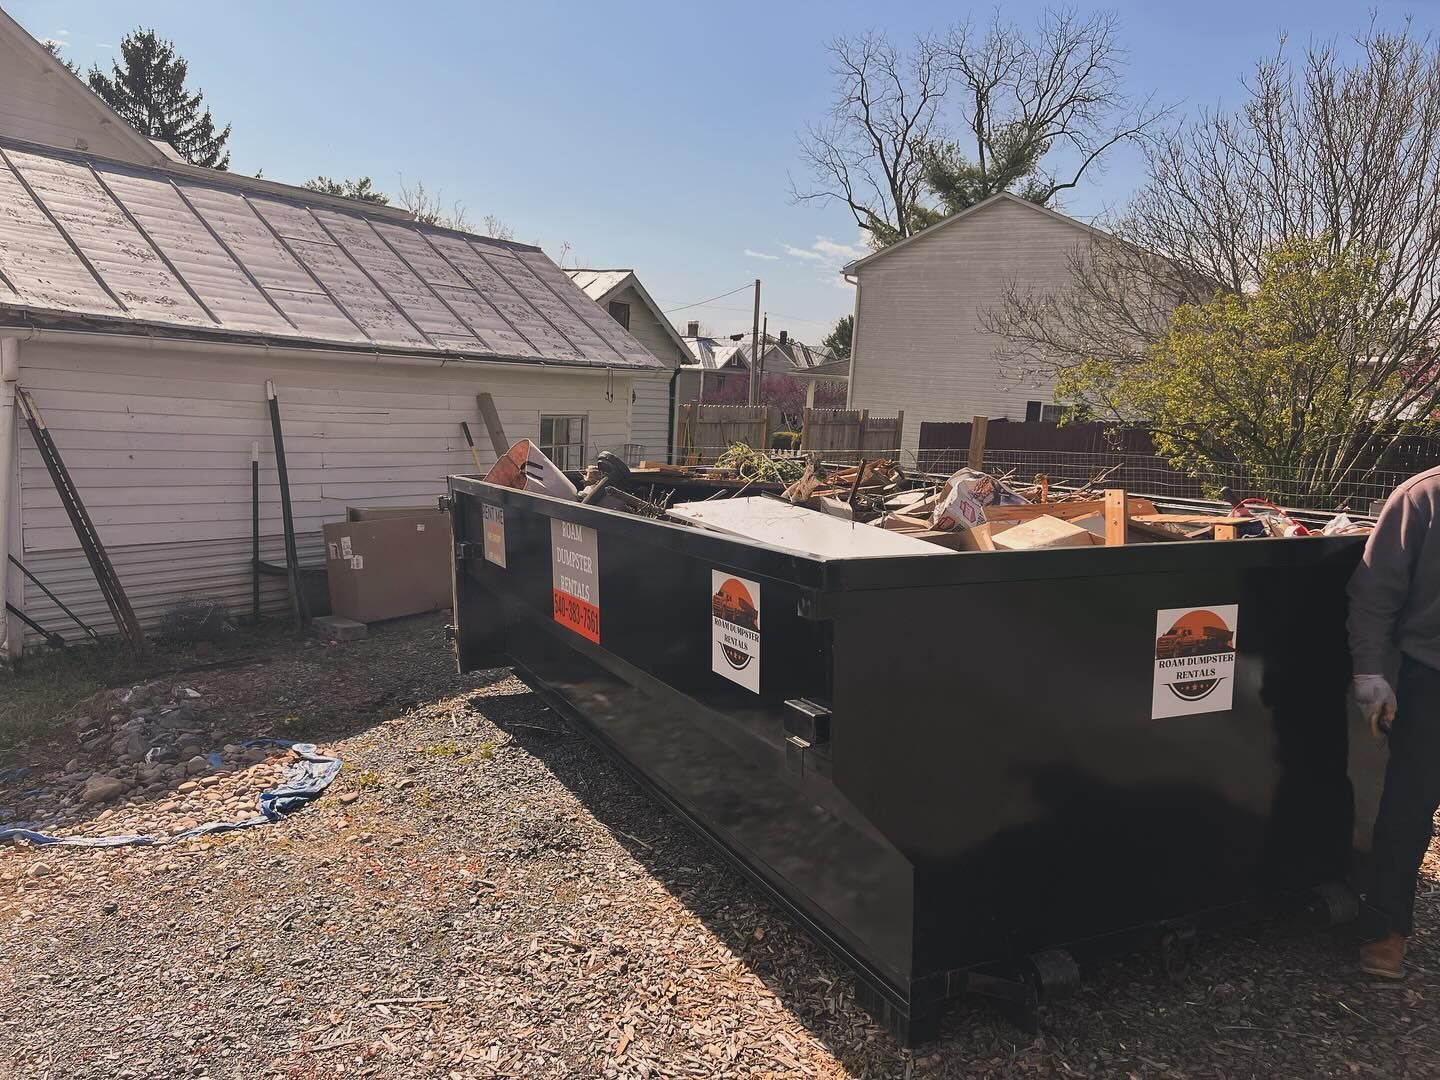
1348, 490, 1426, 674
1348, 488, 1427, 734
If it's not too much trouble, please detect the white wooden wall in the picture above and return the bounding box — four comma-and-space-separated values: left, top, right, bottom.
603, 286, 680, 462
11, 338, 636, 644
848, 197, 1089, 462
0, 28, 158, 164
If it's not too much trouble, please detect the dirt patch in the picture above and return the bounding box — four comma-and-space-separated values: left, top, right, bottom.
2, 613, 1437, 1078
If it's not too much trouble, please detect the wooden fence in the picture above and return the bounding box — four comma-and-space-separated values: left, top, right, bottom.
677, 404, 780, 462
800, 409, 904, 460
677, 404, 906, 463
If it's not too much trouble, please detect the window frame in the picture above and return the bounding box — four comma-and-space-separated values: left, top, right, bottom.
538, 414, 588, 470
607, 301, 631, 330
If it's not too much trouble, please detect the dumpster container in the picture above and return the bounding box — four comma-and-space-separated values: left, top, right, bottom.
448, 475, 1374, 1043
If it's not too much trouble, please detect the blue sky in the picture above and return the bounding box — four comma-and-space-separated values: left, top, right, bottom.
13, 1, 1436, 343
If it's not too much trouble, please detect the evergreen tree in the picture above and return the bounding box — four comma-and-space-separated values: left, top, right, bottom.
303, 176, 390, 205
41, 39, 79, 76
88, 29, 231, 169
822, 314, 853, 362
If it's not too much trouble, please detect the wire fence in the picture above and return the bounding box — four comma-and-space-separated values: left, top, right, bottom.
915, 448, 1409, 512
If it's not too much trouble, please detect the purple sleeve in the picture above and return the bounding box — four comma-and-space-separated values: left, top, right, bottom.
1347, 490, 1426, 674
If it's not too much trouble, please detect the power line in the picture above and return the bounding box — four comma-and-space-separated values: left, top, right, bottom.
661, 282, 754, 314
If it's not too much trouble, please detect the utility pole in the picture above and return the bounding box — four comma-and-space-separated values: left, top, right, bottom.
749, 279, 761, 406
757, 314, 768, 406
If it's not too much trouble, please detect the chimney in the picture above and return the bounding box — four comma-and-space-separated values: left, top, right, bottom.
778, 330, 788, 346
687, 320, 700, 337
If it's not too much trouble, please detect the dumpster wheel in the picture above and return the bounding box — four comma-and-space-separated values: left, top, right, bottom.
1306, 881, 1360, 927
1029, 948, 1081, 1002
1158, 925, 1199, 983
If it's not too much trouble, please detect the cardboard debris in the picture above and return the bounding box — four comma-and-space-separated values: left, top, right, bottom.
992, 515, 1097, 551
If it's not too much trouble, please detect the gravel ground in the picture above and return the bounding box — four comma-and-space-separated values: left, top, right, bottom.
2, 612, 1438, 1079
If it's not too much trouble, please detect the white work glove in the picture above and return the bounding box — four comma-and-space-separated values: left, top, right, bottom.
1353, 675, 1397, 739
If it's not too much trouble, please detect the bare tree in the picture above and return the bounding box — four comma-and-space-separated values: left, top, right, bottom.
795, 10, 1167, 248
793, 32, 949, 246
924, 9, 1171, 212
397, 177, 471, 232
990, 25, 1440, 499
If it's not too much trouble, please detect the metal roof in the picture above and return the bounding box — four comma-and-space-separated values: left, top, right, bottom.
0, 137, 663, 370
567, 269, 631, 300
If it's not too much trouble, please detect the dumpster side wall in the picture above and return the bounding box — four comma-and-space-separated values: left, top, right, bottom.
830, 539, 1366, 977
451, 480, 921, 998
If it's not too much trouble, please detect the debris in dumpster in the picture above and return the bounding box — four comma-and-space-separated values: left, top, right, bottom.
667, 496, 955, 558
992, 514, 1097, 551
484, 439, 579, 498
715, 442, 809, 484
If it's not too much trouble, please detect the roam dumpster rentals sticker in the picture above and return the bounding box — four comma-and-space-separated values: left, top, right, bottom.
482, 504, 506, 567
551, 519, 599, 643
1152, 605, 1239, 718
712, 571, 761, 692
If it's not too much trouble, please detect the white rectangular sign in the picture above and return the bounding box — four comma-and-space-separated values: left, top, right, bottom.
1152, 604, 1239, 718
711, 571, 761, 693
482, 504, 506, 567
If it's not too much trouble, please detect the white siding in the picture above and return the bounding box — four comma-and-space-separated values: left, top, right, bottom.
11, 338, 632, 644
605, 286, 683, 462
628, 372, 672, 464
0, 29, 159, 164
848, 198, 1088, 461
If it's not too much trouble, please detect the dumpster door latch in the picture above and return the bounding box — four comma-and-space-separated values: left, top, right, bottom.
784, 698, 831, 745
456, 540, 484, 562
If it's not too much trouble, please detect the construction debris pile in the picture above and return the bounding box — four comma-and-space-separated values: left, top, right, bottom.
484, 441, 1373, 557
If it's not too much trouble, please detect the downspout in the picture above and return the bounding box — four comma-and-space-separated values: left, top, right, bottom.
667, 362, 681, 465
0, 335, 21, 659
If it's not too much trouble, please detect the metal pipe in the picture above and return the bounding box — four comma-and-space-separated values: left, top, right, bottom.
0, 335, 19, 659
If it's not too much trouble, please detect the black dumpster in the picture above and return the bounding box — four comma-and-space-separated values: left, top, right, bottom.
448, 476, 1375, 1043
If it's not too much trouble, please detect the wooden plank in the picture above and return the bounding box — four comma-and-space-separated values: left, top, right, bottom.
985, 499, 1106, 523
1104, 487, 1127, 546
1132, 514, 1249, 526
475, 392, 510, 457
967, 415, 989, 471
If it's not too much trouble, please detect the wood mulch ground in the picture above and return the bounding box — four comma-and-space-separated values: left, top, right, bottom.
1, 612, 1436, 1079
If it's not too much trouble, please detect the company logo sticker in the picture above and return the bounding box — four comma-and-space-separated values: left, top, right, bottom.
712, 571, 760, 692
551, 518, 600, 643
1152, 605, 1239, 718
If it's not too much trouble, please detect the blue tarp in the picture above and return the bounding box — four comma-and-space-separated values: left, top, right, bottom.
0, 740, 342, 848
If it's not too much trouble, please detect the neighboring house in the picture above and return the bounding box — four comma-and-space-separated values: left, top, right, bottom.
678, 323, 750, 402
0, 135, 664, 655
568, 268, 688, 462
677, 324, 846, 403
0, 6, 169, 165
842, 191, 1102, 463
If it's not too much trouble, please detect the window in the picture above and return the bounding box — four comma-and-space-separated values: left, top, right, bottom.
539, 415, 587, 470
1025, 401, 1071, 424
607, 301, 631, 330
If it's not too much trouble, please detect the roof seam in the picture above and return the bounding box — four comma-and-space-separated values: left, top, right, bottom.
85, 164, 222, 327
0, 146, 130, 315
241, 194, 374, 343
466, 241, 584, 358
417, 232, 542, 355
365, 220, 489, 348
165, 180, 300, 332
305, 207, 435, 348
515, 255, 629, 364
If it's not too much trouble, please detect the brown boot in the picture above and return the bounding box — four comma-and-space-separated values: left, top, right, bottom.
1359, 933, 1407, 979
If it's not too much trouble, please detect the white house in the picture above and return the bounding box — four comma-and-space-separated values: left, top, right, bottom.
842, 192, 1103, 463
568, 268, 689, 462
0, 17, 667, 655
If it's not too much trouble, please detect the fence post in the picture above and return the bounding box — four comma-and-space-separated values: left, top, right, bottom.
967, 416, 989, 471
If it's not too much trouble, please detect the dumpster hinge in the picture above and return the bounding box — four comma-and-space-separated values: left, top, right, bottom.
784, 735, 811, 776
456, 540, 484, 562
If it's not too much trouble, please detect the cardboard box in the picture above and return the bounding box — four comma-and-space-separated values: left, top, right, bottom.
323, 510, 452, 622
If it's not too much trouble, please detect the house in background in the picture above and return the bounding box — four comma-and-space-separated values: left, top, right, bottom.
0, 14, 668, 656
568, 268, 688, 462
842, 192, 1101, 463
677, 324, 847, 405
